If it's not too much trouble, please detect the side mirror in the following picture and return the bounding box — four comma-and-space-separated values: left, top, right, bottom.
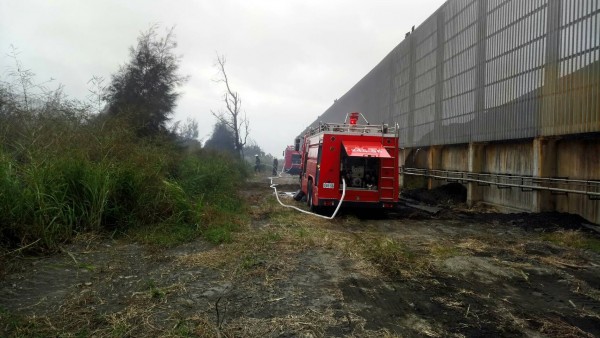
294, 138, 300, 152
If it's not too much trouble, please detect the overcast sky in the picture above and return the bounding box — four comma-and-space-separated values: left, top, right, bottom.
1, 0, 446, 156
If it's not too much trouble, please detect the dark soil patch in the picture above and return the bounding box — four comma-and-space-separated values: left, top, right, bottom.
339, 275, 524, 337
461, 211, 598, 234
403, 182, 467, 206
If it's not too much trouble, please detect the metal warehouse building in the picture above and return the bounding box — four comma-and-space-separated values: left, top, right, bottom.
301, 0, 600, 223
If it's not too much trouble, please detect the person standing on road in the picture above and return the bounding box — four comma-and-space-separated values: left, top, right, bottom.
272, 158, 278, 176
255, 155, 261, 173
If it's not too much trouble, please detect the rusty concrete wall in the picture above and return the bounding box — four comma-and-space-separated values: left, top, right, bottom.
402, 145, 468, 170
554, 139, 600, 224
401, 147, 430, 189
441, 145, 469, 172
481, 142, 534, 211
401, 137, 600, 223
403, 147, 429, 168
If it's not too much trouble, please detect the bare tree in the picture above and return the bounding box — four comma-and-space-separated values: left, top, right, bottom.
211, 54, 249, 159
86, 75, 106, 114
172, 117, 199, 141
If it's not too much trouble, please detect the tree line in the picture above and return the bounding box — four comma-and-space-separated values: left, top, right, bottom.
102, 26, 251, 157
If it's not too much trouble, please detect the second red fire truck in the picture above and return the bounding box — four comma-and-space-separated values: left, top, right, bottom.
296, 112, 399, 211
282, 145, 302, 175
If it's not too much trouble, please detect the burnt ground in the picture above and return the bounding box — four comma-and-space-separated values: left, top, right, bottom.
402, 182, 468, 206
1, 177, 599, 337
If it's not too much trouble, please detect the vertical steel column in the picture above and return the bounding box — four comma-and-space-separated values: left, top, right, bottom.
474, 0, 488, 140
388, 49, 397, 124
534, 0, 562, 212
434, 11, 445, 146
407, 33, 416, 147
541, 0, 562, 135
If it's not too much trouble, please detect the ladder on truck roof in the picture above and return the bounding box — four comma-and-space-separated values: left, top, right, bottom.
379, 124, 399, 202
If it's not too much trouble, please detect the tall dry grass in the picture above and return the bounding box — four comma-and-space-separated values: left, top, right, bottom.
0, 75, 248, 252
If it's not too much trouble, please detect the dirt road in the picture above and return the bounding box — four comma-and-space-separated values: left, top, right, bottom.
1, 176, 599, 337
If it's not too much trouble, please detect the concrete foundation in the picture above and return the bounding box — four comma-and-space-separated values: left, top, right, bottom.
554, 138, 600, 224
401, 135, 600, 224
428, 146, 443, 190
482, 141, 534, 211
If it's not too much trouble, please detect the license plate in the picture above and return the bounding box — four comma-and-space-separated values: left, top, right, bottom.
323, 183, 335, 189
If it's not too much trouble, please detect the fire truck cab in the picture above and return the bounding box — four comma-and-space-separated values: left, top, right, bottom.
298, 112, 399, 211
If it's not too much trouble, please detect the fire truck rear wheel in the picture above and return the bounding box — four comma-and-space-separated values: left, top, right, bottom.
307, 182, 321, 213
307, 180, 313, 208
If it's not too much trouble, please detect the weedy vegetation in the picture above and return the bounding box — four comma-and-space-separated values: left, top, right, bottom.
0, 31, 249, 256
0, 32, 253, 336
0, 109, 248, 252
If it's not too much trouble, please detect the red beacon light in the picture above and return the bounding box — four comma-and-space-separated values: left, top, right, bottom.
348, 112, 359, 125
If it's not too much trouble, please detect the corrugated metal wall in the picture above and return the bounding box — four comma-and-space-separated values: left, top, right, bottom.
303, 0, 600, 148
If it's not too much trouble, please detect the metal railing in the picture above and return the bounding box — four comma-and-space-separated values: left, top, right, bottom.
307, 122, 396, 137
401, 167, 600, 200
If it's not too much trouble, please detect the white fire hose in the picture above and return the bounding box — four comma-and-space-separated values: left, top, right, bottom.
269, 175, 346, 220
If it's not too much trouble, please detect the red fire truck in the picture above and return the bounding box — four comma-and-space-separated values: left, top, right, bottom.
297, 112, 399, 211
282, 145, 302, 175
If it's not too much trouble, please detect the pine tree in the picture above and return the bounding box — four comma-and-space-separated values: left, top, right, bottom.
104, 26, 187, 136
